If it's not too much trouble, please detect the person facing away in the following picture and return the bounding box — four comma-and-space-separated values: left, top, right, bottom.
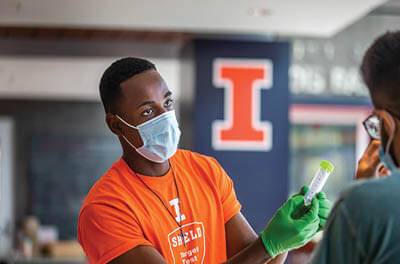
77, 57, 332, 264
311, 31, 400, 264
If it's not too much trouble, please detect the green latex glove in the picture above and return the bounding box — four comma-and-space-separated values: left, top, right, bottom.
299, 186, 333, 231
259, 193, 320, 259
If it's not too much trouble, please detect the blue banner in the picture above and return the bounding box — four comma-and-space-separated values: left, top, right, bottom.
194, 39, 290, 232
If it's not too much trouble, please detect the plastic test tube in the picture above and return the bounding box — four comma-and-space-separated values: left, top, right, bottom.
304, 160, 334, 206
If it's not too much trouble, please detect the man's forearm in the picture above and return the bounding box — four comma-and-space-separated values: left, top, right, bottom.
223, 237, 286, 264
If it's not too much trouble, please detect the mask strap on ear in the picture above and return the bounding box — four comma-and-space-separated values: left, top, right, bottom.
115, 115, 140, 150
121, 135, 139, 150
383, 110, 396, 154
116, 115, 138, 129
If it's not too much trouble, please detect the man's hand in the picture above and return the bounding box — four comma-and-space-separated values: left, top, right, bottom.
259, 191, 320, 259
355, 139, 389, 180
315, 192, 332, 231
224, 213, 287, 264
299, 186, 332, 231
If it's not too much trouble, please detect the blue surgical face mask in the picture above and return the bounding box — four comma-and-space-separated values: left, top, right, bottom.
116, 110, 181, 163
378, 110, 397, 172
378, 147, 396, 172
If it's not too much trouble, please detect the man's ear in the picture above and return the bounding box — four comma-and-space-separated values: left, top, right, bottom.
106, 113, 122, 136
379, 110, 396, 137
376, 109, 396, 153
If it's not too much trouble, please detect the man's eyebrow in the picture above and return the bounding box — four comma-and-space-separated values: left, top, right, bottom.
164, 91, 172, 98
136, 91, 172, 109
137, 101, 154, 109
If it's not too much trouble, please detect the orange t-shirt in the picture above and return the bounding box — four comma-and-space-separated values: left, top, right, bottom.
77, 149, 242, 264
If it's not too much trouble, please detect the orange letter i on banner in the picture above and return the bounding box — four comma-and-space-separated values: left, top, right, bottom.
212, 59, 273, 151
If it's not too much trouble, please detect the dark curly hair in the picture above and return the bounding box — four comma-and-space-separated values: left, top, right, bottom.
361, 31, 400, 112
99, 57, 156, 113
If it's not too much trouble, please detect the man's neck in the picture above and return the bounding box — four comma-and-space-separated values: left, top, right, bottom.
122, 151, 170, 177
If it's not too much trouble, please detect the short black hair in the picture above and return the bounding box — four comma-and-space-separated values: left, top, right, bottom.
99, 57, 156, 113
361, 31, 400, 112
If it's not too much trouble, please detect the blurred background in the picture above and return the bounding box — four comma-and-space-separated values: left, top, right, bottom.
0, 0, 398, 263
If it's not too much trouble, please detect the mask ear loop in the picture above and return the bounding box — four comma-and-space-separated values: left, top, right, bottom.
115, 115, 141, 150
115, 115, 139, 129
121, 135, 139, 150
383, 110, 396, 154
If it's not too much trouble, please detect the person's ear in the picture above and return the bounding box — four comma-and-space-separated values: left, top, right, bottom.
106, 113, 123, 136
379, 110, 396, 137
376, 109, 396, 153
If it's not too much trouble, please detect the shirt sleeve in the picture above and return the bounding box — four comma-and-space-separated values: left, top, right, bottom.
208, 157, 242, 223
310, 200, 366, 264
78, 203, 153, 264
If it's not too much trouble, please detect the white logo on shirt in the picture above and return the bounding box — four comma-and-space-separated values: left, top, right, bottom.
169, 198, 186, 222
168, 222, 206, 264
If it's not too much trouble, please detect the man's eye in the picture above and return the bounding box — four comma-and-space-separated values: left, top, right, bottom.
142, 108, 153, 116
165, 99, 174, 107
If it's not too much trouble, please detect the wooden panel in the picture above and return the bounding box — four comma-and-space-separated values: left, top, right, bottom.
0, 26, 192, 42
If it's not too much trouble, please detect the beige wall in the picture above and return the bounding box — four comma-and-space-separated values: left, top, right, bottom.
0, 56, 181, 101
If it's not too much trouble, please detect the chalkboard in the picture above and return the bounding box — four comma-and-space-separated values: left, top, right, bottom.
29, 133, 121, 239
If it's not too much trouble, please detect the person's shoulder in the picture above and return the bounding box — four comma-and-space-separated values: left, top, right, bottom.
337, 175, 400, 216
173, 149, 220, 167
172, 149, 225, 182
174, 149, 214, 159
80, 158, 129, 212
342, 176, 395, 199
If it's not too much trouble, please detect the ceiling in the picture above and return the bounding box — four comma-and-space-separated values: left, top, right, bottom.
0, 0, 389, 38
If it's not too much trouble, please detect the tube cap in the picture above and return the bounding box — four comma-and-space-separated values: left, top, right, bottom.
320, 160, 334, 174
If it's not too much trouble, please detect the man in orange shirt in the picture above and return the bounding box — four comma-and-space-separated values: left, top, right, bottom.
78, 57, 331, 264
